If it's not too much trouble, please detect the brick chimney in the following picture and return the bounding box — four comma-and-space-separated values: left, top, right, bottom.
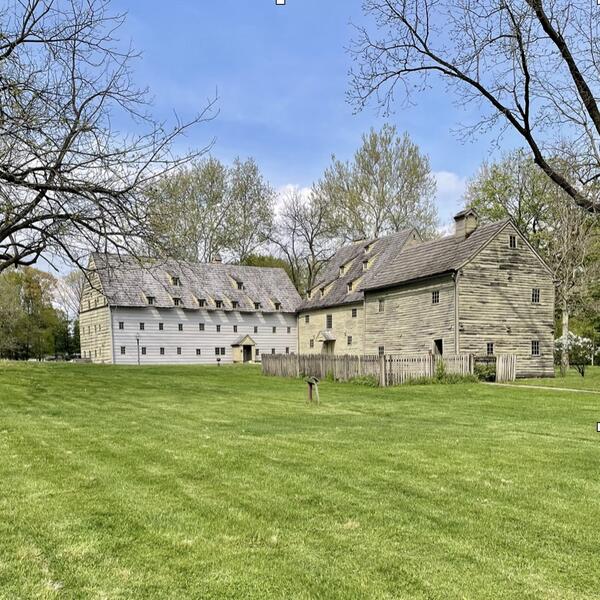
454, 209, 479, 239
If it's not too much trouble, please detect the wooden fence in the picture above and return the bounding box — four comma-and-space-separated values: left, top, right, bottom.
262, 352, 517, 385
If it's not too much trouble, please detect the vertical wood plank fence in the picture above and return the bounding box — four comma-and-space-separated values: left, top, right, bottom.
261, 352, 516, 385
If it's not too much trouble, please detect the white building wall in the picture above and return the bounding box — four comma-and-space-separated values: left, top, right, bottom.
109, 306, 297, 365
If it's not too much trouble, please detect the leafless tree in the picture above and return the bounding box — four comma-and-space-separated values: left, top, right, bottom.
350, 0, 600, 212
54, 269, 84, 322
0, 0, 215, 274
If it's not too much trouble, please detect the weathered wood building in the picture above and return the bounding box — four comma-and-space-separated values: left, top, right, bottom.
298, 211, 555, 378
80, 254, 301, 364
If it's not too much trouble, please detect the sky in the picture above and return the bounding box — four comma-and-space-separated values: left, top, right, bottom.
103, 0, 521, 230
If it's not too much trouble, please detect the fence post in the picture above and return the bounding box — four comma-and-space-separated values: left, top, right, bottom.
379, 355, 386, 387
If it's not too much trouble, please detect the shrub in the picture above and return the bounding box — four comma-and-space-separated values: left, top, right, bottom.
404, 373, 479, 386
555, 333, 594, 376
474, 363, 496, 382
348, 375, 379, 387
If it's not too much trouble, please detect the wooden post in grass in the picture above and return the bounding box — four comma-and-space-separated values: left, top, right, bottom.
305, 376, 320, 404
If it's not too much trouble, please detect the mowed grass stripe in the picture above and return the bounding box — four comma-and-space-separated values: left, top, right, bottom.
0, 363, 598, 599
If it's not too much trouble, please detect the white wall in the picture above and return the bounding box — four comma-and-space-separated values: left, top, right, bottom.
109, 307, 297, 365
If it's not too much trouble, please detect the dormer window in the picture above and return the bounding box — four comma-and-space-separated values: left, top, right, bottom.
146, 296, 155, 305
362, 260, 368, 272
173, 297, 182, 307
254, 302, 261, 310
237, 281, 244, 291
197, 298, 206, 308
347, 282, 353, 293
320, 287, 325, 298
274, 302, 281, 311
232, 300, 239, 309
307, 290, 312, 299
171, 275, 181, 286
339, 265, 345, 276
364, 243, 371, 254
215, 300, 223, 309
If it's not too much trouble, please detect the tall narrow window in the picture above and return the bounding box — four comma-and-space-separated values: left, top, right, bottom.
509, 235, 517, 249
432, 290, 440, 305
141, 347, 147, 356
215, 347, 220, 356
215, 300, 223, 309
120, 346, 126, 355
305, 315, 310, 324
378, 346, 385, 356
285, 347, 290, 354
196, 349, 201, 356
237, 281, 244, 290
221, 347, 226, 355
232, 301, 239, 309
199, 323, 205, 331
139, 322, 145, 331
531, 340, 540, 356
119, 321, 124, 330
159, 322, 164, 331
378, 299, 385, 313
326, 314, 333, 329
233, 325, 238, 333
272, 326, 277, 334
216, 324, 221, 332
532, 288, 540, 304
287, 327, 291, 334
347, 336, 353, 346
347, 282, 353, 293
362, 260, 368, 272
256, 348, 260, 357
160, 347, 165, 355
254, 326, 258, 334
177, 347, 182, 355
351, 308, 357, 318
178, 323, 183, 331
486, 342, 494, 356
310, 339, 315, 349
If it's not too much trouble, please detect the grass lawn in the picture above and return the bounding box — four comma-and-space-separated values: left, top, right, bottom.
517, 366, 600, 392
0, 363, 599, 599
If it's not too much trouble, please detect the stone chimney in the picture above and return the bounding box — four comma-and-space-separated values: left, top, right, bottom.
211, 253, 222, 264
454, 209, 479, 239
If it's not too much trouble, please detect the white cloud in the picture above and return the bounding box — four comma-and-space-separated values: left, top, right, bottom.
274, 184, 312, 216
433, 171, 468, 231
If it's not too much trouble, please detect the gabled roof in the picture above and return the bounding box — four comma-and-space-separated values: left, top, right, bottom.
89, 253, 302, 313
299, 229, 418, 310
232, 335, 256, 346
364, 219, 511, 291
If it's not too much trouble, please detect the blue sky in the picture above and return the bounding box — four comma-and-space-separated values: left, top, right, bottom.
112, 0, 515, 228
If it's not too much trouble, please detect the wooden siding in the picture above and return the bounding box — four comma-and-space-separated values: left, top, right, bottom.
298, 302, 364, 355
363, 274, 456, 355
79, 271, 113, 363
109, 307, 297, 365
458, 222, 555, 378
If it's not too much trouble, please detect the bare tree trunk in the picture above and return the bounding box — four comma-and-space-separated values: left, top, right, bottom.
560, 299, 570, 377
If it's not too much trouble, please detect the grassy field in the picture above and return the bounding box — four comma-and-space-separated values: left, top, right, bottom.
0, 363, 599, 599
518, 366, 600, 391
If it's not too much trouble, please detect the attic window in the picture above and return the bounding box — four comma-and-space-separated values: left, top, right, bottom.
339, 265, 345, 276
254, 302, 261, 310
509, 235, 517, 249
347, 282, 353, 293
173, 297, 182, 307
432, 290, 440, 305
320, 287, 325, 298
232, 301, 239, 309
237, 281, 244, 290
197, 298, 206, 307
146, 296, 155, 305
215, 300, 223, 309
171, 275, 181, 286
364, 244, 372, 254
274, 302, 281, 311
362, 260, 368, 272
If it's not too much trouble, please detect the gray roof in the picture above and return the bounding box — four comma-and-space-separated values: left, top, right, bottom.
299, 229, 419, 310
364, 219, 511, 291
90, 253, 302, 313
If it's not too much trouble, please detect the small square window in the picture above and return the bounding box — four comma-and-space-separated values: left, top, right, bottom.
160, 347, 165, 355
271, 348, 276, 355
141, 347, 147, 356
178, 323, 183, 332
272, 326, 277, 334
196, 348, 201, 356
177, 347, 182, 355
199, 323, 205, 331
120, 346, 126, 355
254, 302, 261, 310
305, 315, 310, 324
139, 322, 145, 331
173, 297, 182, 307
254, 326, 258, 334
198, 298, 206, 308
285, 347, 290, 354
310, 339, 315, 349
221, 347, 226, 355
326, 314, 333, 329
347, 336, 353, 346
351, 308, 357, 318
487, 342, 494, 356
532, 340, 540, 356
237, 281, 244, 290
216, 324, 221, 333
233, 325, 238, 333
171, 275, 181, 286
146, 296, 155, 305
532, 288, 540, 304
159, 322, 164, 331
509, 235, 517, 249
378, 346, 385, 356
432, 290, 440, 305
378, 299, 385, 313
119, 321, 124, 330
216, 300, 223, 309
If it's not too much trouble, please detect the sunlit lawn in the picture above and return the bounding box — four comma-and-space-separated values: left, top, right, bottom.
518, 365, 600, 391
0, 362, 598, 599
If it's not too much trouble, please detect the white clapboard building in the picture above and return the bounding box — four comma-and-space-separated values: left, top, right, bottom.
79, 253, 301, 365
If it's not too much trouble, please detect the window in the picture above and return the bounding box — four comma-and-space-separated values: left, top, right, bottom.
305, 315, 310, 324
215, 300, 223, 309
221, 347, 226, 355
177, 347, 182, 355
146, 296, 155, 305
178, 323, 183, 331
378, 346, 385, 356
347, 282, 353, 293
347, 336, 353, 346
233, 325, 238, 333
173, 297, 182, 307
532, 340, 540, 356
272, 326, 277, 334
159, 322, 164, 331
120, 346, 126, 355
351, 308, 357, 318
287, 327, 291, 334
432, 290, 440, 305
378, 299, 385, 313
310, 339, 315, 349
160, 347, 165, 355
94, 298, 98, 308
232, 301, 239, 309
509, 235, 517, 249
198, 298, 206, 308
362, 260, 368, 272
237, 281, 244, 290
254, 302, 261, 310
139, 322, 145, 331
339, 265, 345, 276
94, 349, 97, 358
285, 347, 290, 354
141, 347, 147, 356
216, 324, 221, 333
320, 287, 325, 298
306, 290, 312, 299
171, 275, 181, 286
199, 323, 205, 331
119, 321, 124, 330
271, 348, 276, 354
256, 348, 260, 357
274, 302, 281, 311
532, 288, 540, 304
196, 349, 201, 356
215, 347, 220, 356
326, 314, 333, 329
487, 342, 494, 356
254, 326, 258, 334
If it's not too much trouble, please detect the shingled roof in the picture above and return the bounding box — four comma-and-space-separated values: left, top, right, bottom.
299, 229, 419, 310
90, 253, 302, 313
364, 219, 511, 291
